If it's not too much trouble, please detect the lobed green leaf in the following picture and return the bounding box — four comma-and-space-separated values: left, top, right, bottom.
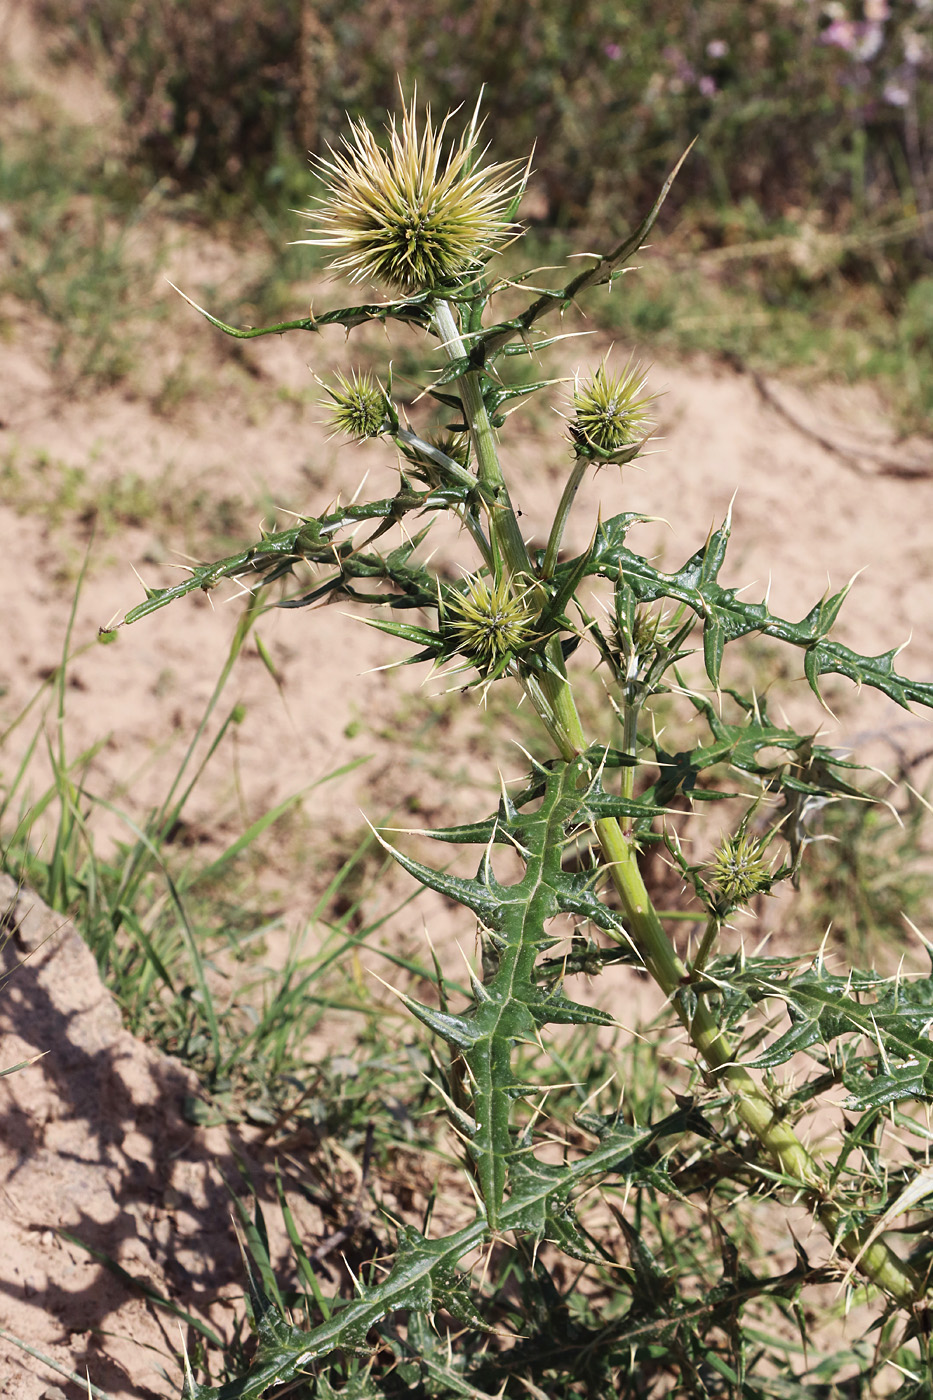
579, 510, 933, 710
184, 1108, 697, 1400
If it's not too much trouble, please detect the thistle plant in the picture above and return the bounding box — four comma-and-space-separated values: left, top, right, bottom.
122, 96, 933, 1397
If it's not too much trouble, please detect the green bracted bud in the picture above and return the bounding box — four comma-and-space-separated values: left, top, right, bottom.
298, 92, 526, 295
709, 830, 775, 915
570, 360, 655, 464
444, 572, 538, 676
428, 430, 471, 469
322, 369, 387, 441
400, 428, 471, 477
612, 602, 665, 684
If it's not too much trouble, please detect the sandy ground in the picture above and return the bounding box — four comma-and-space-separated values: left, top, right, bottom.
2, 3, 933, 1395
3, 296, 933, 1400
2, 321, 931, 897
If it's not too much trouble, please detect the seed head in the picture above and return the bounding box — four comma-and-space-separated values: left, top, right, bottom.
570, 360, 655, 464
299, 93, 526, 295
322, 369, 387, 440
709, 831, 775, 913
445, 572, 538, 675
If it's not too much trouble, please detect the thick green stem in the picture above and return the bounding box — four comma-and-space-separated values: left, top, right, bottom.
619, 694, 639, 835
433, 290, 924, 1305
432, 299, 532, 583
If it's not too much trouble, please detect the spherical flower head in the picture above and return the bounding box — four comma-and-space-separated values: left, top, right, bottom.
709, 831, 774, 914
322, 369, 387, 440
444, 572, 538, 675
570, 360, 655, 464
299, 93, 526, 295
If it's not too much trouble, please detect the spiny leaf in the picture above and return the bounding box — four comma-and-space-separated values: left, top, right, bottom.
426, 755, 665, 847
385, 761, 631, 1227
737, 962, 933, 1111
184, 1113, 690, 1400
170, 282, 433, 341
645, 689, 869, 814
122, 488, 450, 624
580, 511, 933, 710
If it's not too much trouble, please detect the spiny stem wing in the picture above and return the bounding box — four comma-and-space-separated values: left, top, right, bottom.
386, 761, 625, 1227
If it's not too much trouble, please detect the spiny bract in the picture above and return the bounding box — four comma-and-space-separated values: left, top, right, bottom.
299, 93, 526, 295
445, 572, 539, 674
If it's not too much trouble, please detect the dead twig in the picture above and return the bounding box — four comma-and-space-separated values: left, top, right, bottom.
726, 355, 933, 480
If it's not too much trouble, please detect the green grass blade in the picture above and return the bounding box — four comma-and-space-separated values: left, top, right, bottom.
182, 756, 369, 892
55, 1230, 225, 1348
274, 1167, 332, 1321
0, 1325, 114, 1399
116, 594, 263, 909
93, 798, 221, 1069
0, 1051, 47, 1077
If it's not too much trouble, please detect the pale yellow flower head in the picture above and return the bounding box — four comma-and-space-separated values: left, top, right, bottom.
299, 92, 526, 295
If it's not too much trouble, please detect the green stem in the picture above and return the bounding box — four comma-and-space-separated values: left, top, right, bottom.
433, 290, 924, 1304
432, 299, 532, 583
691, 912, 721, 979
619, 693, 639, 836
542, 457, 587, 580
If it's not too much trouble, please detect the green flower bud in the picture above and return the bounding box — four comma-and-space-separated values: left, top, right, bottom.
444, 572, 538, 675
429, 431, 471, 469
613, 603, 665, 684
570, 360, 655, 464
709, 831, 775, 914
400, 429, 471, 477
323, 369, 387, 440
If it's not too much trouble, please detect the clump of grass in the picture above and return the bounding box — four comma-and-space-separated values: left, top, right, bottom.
0, 585, 413, 1133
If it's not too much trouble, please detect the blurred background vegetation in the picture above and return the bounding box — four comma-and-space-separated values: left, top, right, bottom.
23, 0, 933, 422
37, 0, 932, 245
